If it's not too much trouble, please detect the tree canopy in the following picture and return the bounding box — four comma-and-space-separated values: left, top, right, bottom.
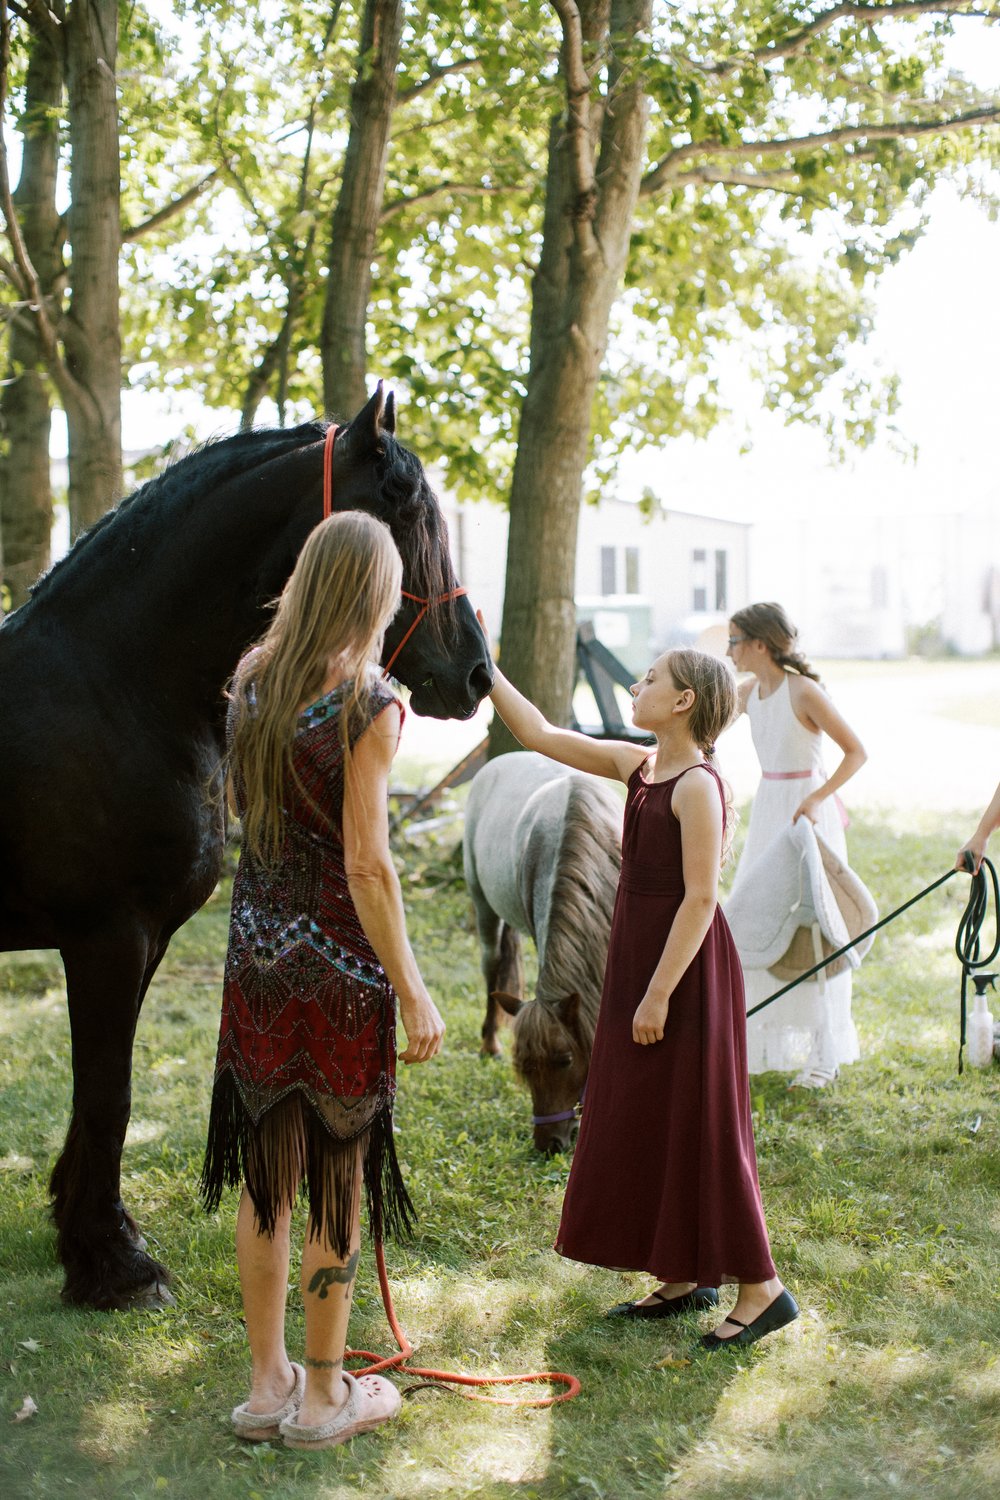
0, 0, 997, 650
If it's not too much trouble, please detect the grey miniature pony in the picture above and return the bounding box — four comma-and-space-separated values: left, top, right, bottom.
463, 752, 622, 1152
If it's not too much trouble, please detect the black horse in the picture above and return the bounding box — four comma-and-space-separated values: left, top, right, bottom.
0, 384, 493, 1310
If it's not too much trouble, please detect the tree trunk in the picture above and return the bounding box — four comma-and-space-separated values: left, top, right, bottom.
63, 0, 121, 537
320, 0, 403, 419
490, 0, 652, 755
0, 21, 64, 610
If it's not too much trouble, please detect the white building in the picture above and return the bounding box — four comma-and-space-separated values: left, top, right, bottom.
444, 492, 750, 672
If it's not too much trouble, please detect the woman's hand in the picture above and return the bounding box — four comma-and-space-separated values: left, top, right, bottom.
398, 988, 445, 1064
633, 991, 670, 1045
792, 791, 824, 825
956, 836, 987, 875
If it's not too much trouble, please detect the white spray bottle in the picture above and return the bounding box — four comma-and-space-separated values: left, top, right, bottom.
967, 974, 996, 1070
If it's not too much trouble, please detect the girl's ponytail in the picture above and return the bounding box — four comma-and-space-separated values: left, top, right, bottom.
730, 603, 820, 683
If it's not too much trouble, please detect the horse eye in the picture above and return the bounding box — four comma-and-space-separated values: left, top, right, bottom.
552, 1054, 573, 1069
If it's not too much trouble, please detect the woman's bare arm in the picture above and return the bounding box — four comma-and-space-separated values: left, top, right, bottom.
342, 703, 444, 1063
787, 675, 867, 824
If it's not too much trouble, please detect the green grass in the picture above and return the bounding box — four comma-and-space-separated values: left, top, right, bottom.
2, 812, 999, 1499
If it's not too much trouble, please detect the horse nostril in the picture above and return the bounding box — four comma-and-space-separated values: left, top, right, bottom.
470, 662, 494, 698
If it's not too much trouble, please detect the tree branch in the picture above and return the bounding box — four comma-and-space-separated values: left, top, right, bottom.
380, 178, 513, 222
123, 171, 219, 242
0, 0, 88, 416
551, 0, 598, 245
20, 0, 62, 49
397, 56, 480, 103
642, 104, 1000, 193
668, 165, 806, 192
0, 247, 25, 294
701, 2, 1000, 77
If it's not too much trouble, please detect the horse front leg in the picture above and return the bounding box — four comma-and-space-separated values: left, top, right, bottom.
50, 930, 172, 1309
481, 920, 523, 1058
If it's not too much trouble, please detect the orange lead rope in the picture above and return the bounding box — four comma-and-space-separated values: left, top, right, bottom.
324, 424, 580, 1407
345, 1242, 582, 1407
322, 423, 338, 519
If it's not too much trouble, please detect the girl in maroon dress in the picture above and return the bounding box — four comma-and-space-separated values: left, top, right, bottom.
486, 641, 798, 1350
202, 512, 445, 1447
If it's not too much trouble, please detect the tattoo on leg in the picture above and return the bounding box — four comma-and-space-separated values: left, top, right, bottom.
307, 1248, 360, 1301
304, 1356, 344, 1372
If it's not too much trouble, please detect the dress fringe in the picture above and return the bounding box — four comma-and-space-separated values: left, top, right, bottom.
200, 1071, 415, 1257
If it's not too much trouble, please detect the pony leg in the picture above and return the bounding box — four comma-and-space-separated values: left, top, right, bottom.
50, 930, 172, 1310
481, 921, 523, 1057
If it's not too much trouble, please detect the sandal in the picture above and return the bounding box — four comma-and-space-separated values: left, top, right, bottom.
699, 1288, 799, 1350
231, 1362, 305, 1441
789, 1065, 839, 1090
606, 1285, 719, 1319
280, 1371, 401, 1450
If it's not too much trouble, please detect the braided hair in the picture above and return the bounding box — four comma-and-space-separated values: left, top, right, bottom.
730, 602, 820, 682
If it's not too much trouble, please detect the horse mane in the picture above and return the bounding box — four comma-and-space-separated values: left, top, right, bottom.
514, 778, 621, 1070
26, 422, 455, 623
28, 422, 328, 606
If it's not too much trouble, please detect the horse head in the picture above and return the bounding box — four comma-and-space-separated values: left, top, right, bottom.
494, 989, 590, 1155
326, 384, 493, 719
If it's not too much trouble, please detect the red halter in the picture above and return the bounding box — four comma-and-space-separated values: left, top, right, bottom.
321, 423, 468, 681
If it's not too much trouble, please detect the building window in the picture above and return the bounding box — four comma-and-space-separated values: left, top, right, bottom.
691, 548, 707, 612
715, 549, 728, 611
624, 546, 640, 594
600, 546, 616, 596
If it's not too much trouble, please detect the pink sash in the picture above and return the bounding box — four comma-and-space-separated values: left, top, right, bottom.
760, 770, 849, 828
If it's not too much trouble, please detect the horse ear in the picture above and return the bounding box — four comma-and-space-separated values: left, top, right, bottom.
383, 390, 396, 434
493, 990, 525, 1018
342, 381, 386, 457
556, 992, 582, 1025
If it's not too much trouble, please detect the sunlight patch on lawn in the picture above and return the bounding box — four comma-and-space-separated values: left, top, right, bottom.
392, 1269, 563, 1343
0, 990, 66, 1033
393, 1429, 545, 1492
124, 1118, 167, 1146
75, 1396, 152, 1463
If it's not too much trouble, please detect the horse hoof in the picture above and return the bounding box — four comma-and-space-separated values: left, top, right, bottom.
479, 1046, 503, 1060
128, 1278, 175, 1310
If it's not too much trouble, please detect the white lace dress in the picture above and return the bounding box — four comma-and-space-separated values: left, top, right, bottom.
728, 675, 861, 1076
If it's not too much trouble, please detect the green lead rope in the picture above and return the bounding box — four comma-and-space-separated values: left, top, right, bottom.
745, 854, 999, 1075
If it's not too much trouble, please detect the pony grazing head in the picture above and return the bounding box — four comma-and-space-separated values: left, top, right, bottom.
329, 384, 493, 720
494, 990, 592, 1154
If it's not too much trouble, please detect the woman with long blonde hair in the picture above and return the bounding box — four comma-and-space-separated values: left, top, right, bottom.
201, 510, 444, 1450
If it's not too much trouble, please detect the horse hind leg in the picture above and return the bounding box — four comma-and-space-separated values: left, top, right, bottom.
50, 930, 173, 1310
481, 921, 523, 1058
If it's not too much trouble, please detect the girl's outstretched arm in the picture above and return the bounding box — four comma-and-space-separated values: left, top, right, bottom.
478, 610, 648, 782
632, 767, 722, 1045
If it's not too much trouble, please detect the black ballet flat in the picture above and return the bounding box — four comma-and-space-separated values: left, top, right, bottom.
699, 1287, 799, 1349
607, 1286, 719, 1320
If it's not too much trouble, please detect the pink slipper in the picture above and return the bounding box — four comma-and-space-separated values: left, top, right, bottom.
280, 1371, 401, 1450
231, 1362, 305, 1441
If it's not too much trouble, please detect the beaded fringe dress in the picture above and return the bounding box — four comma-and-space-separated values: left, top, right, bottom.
201, 675, 413, 1254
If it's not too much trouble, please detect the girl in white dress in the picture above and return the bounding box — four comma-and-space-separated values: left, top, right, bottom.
726, 604, 867, 1088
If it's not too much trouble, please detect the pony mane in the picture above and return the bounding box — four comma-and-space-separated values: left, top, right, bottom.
519, 778, 621, 1063
28, 422, 328, 606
